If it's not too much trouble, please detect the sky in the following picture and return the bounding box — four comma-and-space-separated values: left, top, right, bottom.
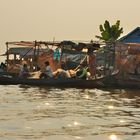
0, 0, 140, 53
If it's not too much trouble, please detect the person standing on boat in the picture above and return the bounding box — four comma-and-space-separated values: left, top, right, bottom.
40, 61, 53, 79
53, 48, 61, 61
87, 48, 96, 79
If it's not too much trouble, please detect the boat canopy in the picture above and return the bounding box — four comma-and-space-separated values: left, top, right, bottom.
5, 47, 51, 57
6, 40, 100, 51
6, 41, 60, 47
4, 40, 102, 73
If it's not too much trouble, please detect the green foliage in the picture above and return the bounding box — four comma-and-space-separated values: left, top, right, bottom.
95, 20, 123, 42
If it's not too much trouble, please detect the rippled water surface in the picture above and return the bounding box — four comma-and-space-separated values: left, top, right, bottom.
0, 85, 140, 140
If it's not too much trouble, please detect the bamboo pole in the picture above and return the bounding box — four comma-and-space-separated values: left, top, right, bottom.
6, 42, 9, 70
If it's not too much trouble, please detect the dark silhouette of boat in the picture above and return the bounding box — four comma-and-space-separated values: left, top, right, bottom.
1, 73, 139, 89
0, 74, 118, 88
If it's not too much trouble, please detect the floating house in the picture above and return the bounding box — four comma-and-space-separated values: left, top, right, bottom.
115, 27, 140, 77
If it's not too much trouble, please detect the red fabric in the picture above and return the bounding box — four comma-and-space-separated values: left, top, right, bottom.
87, 54, 96, 76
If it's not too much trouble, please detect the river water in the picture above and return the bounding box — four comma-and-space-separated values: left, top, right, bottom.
0, 85, 139, 140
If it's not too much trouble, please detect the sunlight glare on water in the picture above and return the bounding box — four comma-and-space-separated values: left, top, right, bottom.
0, 85, 140, 140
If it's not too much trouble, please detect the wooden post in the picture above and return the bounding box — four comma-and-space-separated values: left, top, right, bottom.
6, 42, 9, 69
14, 54, 16, 64
33, 40, 38, 71
37, 44, 40, 63
59, 45, 63, 69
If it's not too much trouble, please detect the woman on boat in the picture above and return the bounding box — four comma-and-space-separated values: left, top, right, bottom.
87, 48, 96, 79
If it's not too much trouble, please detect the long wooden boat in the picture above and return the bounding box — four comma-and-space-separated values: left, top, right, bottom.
0, 74, 118, 88
0, 73, 140, 89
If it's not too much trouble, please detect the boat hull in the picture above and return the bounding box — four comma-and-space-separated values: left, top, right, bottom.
0, 75, 117, 88
0, 74, 139, 89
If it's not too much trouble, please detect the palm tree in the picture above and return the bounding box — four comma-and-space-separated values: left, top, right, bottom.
95, 20, 123, 74
95, 20, 123, 42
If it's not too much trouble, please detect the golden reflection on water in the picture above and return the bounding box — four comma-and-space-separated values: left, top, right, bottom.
108, 105, 114, 109
74, 121, 80, 126
83, 94, 90, 99
109, 134, 118, 140
74, 136, 82, 139
67, 121, 80, 127
0, 86, 140, 140
119, 120, 125, 123
45, 102, 50, 106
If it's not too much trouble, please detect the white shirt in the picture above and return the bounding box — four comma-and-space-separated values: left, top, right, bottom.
45, 66, 53, 78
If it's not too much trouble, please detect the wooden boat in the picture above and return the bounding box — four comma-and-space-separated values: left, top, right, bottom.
0, 72, 140, 89
0, 74, 118, 88
1, 40, 140, 89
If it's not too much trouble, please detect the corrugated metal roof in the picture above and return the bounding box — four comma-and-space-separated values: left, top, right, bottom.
6, 47, 50, 56
119, 27, 140, 43
8, 47, 33, 54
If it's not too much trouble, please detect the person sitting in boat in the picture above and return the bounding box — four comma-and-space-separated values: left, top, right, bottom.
53, 68, 71, 79
75, 63, 88, 80
0, 65, 4, 72
134, 62, 140, 75
39, 61, 53, 79
0, 62, 7, 72
51, 63, 88, 79
19, 63, 30, 78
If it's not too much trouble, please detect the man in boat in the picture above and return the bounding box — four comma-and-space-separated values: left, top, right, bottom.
39, 61, 53, 79
0, 62, 7, 72
134, 62, 140, 75
19, 63, 30, 78
0, 65, 4, 72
